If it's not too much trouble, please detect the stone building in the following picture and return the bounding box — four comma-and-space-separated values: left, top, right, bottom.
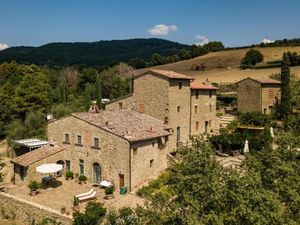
11, 109, 171, 191
10, 69, 219, 191
11, 145, 65, 184
236, 77, 281, 114
106, 69, 219, 147
190, 81, 218, 135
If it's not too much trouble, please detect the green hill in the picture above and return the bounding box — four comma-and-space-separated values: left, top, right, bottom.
0, 38, 189, 68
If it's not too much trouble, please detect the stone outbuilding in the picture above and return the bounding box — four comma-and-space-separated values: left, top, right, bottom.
236, 77, 281, 114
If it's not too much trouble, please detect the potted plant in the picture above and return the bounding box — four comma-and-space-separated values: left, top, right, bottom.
72, 196, 79, 212
105, 185, 115, 199
60, 206, 66, 214
65, 171, 74, 180
28, 181, 40, 196
78, 175, 87, 184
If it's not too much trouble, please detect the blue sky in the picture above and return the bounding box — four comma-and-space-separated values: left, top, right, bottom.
0, 0, 300, 49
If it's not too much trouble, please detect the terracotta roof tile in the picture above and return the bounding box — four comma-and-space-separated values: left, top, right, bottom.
136, 69, 194, 80
11, 145, 64, 167
190, 81, 218, 90
72, 109, 171, 142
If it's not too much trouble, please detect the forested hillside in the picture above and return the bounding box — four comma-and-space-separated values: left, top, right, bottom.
0, 38, 189, 68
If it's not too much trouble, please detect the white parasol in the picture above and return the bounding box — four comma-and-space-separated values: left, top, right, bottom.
36, 163, 63, 174
243, 140, 249, 153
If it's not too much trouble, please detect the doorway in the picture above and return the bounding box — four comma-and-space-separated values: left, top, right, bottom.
119, 174, 125, 188
93, 163, 101, 184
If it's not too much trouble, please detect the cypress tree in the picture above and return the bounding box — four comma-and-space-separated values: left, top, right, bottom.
95, 74, 102, 109
280, 53, 291, 124
84, 83, 92, 111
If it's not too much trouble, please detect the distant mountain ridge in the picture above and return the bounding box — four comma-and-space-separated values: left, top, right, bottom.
0, 38, 189, 68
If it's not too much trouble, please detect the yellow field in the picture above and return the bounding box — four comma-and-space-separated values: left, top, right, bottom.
137, 46, 300, 83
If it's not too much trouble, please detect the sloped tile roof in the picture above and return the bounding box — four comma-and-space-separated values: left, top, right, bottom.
190, 81, 218, 90
236, 77, 281, 85
136, 69, 194, 80
72, 109, 171, 142
11, 145, 64, 167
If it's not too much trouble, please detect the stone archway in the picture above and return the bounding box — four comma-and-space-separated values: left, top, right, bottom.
92, 162, 101, 184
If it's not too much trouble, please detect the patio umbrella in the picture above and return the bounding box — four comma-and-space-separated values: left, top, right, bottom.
270, 127, 275, 138
243, 140, 249, 153
36, 163, 63, 173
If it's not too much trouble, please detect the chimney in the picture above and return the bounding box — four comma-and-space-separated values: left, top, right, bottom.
88, 100, 100, 113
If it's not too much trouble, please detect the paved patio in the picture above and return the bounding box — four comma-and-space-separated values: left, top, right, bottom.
5, 177, 145, 215
6, 177, 106, 214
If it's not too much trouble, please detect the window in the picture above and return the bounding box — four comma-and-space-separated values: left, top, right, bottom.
150, 159, 154, 167
179, 82, 182, 89
93, 138, 99, 148
66, 160, 71, 171
196, 121, 199, 131
133, 148, 138, 155
79, 159, 84, 175
268, 89, 275, 98
165, 136, 169, 143
209, 90, 212, 98
209, 105, 212, 113
177, 106, 180, 112
194, 105, 198, 114
196, 90, 199, 99
119, 102, 123, 109
64, 133, 70, 143
77, 135, 82, 145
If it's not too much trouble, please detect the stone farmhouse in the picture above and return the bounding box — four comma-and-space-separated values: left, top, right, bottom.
11, 69, 219, 191
236, 77, 281, 114
105, 69, 219, 147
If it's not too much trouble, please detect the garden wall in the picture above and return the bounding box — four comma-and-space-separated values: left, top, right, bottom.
0, 192, 72, 225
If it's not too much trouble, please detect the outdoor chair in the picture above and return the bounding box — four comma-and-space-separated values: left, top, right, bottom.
78, 190, 97, 202
75, 188, 95, 199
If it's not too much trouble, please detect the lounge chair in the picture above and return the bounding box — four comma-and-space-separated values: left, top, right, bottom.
78, 190, 97, 202
75, 188, 94, 199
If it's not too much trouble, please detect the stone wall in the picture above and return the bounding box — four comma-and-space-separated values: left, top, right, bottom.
168, 79, 191, 148
190, 89, 218, 135
130, 137, 169, 190
0, 192, 72, 225
14, 150, 65, 184
47, 116, 131, 191
105, 94, 136, 111
261, 84, 280, 114
237, 79, 261, 112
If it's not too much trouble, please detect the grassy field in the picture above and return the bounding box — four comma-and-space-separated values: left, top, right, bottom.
137, 46, 300, 83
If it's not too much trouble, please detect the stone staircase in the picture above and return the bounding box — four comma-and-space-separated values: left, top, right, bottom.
218, 114, 237, 129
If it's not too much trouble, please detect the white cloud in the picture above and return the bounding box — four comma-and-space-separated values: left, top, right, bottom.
261, 38, 274, 44
0, 43, 9, 51
195, 35, 209, 46
148, 24, 178, 36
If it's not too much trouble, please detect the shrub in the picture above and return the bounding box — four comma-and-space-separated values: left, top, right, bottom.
238, 112, 271, 127
78, 174, 87, 182
105, 186, 115, 195
73, 196, 79, 206
65, 170, 73, 179
73, 202, 106, 225
28, 181, 40, 191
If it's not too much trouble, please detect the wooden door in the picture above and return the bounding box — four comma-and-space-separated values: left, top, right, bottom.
119, 174, 125, 188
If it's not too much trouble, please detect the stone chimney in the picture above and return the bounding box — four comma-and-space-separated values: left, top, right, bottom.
88, 100, 100, 113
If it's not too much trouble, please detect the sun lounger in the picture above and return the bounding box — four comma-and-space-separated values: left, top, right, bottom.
75, 188, 94, 198
78, 190, 97, 202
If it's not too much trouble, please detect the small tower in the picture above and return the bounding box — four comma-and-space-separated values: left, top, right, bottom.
88, 100, 100, 113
